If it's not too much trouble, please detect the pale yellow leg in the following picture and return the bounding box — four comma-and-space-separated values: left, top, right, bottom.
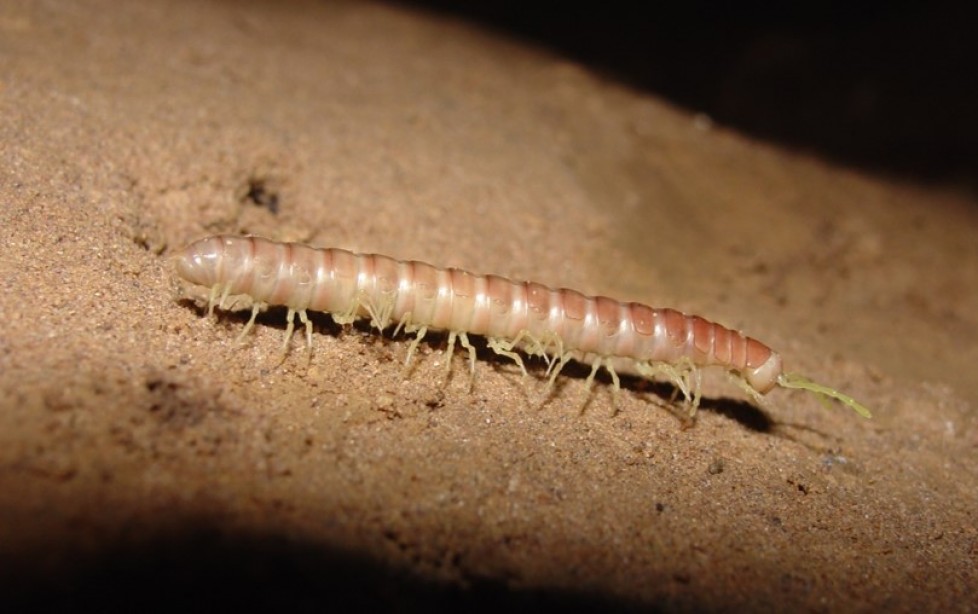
403, 325, 427, 366
605, 360, 621, 413
636, 361, 693, 406
539, 335, 565, 376
458, 332, 477, 390
518, 331, 552, 369
235, 302, 263, 343
546, 352, 572, 390
218, 284, 232, 310
332, 298, 359, 326
487, 337, 528, 376
294, 309, 313, 367
727, 371, 765, 405
444, 331, 458, 374
581, 358, 620, 411
392, 312, 412, 338
459, 333, 477, 375
207, 284, 221, 317
280, 308, 296, 360
585, 358, 601, 390
298, 308, 313, 352
365, 294, 395, 333
688, 367, 702, 417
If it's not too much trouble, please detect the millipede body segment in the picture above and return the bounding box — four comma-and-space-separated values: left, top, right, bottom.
174, 235, 871, 418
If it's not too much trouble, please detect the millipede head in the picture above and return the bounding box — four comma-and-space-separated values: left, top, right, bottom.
174, 236, 226, 288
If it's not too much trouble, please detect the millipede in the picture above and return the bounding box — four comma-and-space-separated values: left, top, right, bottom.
174, 235, 871, 419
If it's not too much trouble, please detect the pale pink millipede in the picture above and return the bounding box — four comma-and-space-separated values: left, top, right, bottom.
174, 235, 871, 418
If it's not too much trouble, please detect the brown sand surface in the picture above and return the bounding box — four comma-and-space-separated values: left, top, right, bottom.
1, 0, 976, 610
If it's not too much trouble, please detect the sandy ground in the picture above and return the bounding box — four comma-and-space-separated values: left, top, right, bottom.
1, 0, 976, 610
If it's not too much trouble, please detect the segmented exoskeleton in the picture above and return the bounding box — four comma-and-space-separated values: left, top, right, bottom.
174, 235, 871, 418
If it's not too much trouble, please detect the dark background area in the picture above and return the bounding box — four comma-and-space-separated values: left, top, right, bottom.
396, 0, 978, 190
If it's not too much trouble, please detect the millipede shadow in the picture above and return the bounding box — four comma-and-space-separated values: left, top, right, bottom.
557, 366, 774, 432
697, 397, 774, 433
176, 297, 209, 316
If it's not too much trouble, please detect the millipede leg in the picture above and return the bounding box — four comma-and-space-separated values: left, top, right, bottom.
218, 283, 232, 311
365, 294, 395, 333
517, 331, 555, 371
235, 303, 262, 343
207, 284, 221, 317
444, 331, 458, 374
539, 333, 564, 375
459, 332, 477, 376
332, 298, 359, 326
298, 309, 313, 350
688, 368, 702, 417
606, 361, 621, 395
459, 332, 478, 390
546, 353, 571, 390
392, 312, 412, 338
606, 360, 621, 413
585, 358, 601, 390
404, 325, 427, 366
281, 308, 296, 358
296, 309, 313, 367
636, 361, 690, 405
664, 363, 692, 403
487, 337, 528, 376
